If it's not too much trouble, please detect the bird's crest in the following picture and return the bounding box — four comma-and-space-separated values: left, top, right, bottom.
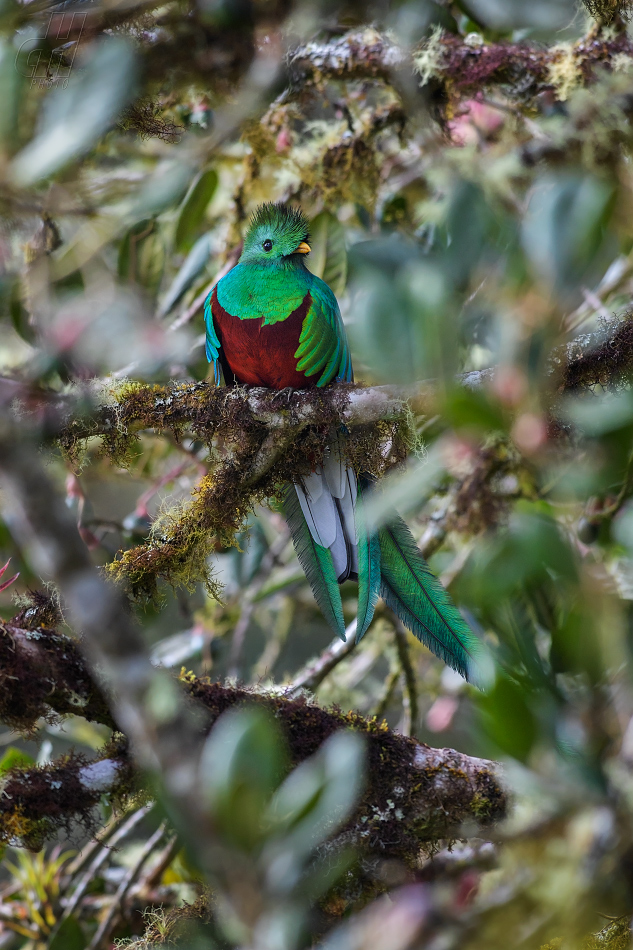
246, 203, 309, 245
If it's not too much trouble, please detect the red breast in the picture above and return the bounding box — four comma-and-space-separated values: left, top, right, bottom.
210, 287, 315, 389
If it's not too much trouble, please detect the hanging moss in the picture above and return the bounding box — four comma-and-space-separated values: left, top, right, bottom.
582, 0, 633, 23
64, 381, 415, 602
541, 916, 633, 950
583, 917, 633, 949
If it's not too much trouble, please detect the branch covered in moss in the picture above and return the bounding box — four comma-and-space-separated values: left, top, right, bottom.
17, 316, 617, 597
0, 616, 115, 732
556, 316, 633, 390
185, 676, 506, 858
582, 0, 633, 24
0, 754, 133, 851
48, 316, 633, 453
286, 25, 633, 104
0, 608, 505, 858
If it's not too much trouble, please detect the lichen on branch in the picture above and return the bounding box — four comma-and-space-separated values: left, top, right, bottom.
0, 594, 114, 732
0, 607, 506, 858
183, 675, 506, 860
0, 752, 133, 851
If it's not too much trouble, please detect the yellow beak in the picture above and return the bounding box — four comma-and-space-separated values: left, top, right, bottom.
295, 241, 311, 254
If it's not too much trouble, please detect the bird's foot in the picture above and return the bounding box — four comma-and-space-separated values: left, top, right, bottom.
271, 387, 295, 408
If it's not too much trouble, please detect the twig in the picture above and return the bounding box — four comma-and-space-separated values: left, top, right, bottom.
288, 620, 358, 694
87, 821, 167, 950
564, 255, 632, 332
142, 834, 180, 889
394, 621, 419, 737
371, 668, 400, 721
63, 810, 130, 883
59, 806, 151, 926
227, 528, 291, 678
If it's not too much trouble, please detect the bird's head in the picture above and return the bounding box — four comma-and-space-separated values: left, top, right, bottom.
240, 203, 311, 265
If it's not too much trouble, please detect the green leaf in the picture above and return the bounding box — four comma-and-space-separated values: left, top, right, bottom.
477, 673, 537, 762
307, 211, 347, 297
130, 161, 194, 219
266, 731, 365, 859
49, 915, 86, 950
0, 746, 34, 774
159, 232, 212, 316
175, 168, 218, 253
11, 37, 137, 185
118, 219, 165, 300
442, 180, 501, 289
200, 707, 287, 850
457, 501, 577, 607
562, 390, 633, 437
522, 173, 616, 300
0, 39, 22, 146
231, 518, 269, 588
348, 245, 452, 383
444, 387, 506, 434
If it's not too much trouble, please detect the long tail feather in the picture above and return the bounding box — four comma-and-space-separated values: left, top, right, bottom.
355, 480, 381, 643
282, 484, 347, 641
379, 517, 481, 682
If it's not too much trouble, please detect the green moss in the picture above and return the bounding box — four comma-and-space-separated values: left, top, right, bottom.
63, 381, 413, 603
582, 0, 633, 23
583, 917, 633, 949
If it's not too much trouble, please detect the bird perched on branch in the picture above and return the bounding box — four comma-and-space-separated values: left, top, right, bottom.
204, 203, 482, 682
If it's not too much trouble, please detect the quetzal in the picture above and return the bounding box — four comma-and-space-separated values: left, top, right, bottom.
204, 203, 481, 682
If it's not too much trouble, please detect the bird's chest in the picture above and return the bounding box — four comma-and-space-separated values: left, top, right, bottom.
211, 288, 314, 389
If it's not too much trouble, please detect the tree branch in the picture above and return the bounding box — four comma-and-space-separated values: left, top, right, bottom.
0, 754, 133, 851
0, 618, 115, 732
286, 25, 633, 100
42, 316, 633, 455
0, 607, 506, 859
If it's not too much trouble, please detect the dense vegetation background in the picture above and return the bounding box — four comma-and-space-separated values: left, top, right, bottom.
2, 0, 633, 946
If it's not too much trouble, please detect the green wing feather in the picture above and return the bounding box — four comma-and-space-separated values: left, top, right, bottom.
355, 481, 381, 643
379, 517, 481, 682
294, 279, 352, 385
282, 484, 347, 641
203, 292, 221, 386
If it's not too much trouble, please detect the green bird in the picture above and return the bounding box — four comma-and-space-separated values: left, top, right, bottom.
205, 203, 482, 682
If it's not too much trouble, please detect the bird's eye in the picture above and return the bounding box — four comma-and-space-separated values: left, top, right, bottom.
263, 239, 273, 252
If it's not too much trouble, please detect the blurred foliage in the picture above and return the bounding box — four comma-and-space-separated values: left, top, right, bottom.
4, 0, 633, 948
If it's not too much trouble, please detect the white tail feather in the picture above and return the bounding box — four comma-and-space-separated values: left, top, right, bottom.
294, 449, 358, 582
323, 435, 347, 499
295, 468, 337, 548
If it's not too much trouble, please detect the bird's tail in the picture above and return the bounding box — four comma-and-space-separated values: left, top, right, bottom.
282, 435, 363, 642
377, 516, 482, 683
283, 438, 481, 682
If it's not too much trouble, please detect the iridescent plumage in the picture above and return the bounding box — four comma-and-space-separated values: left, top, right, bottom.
204, 203, 482, 682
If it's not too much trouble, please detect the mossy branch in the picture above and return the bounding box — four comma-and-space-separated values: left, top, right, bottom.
0, 754, 133, 851
51, 316, 633, 452
184, 676, 507, 859
0, 606, 507, 858
286, 25, 633, 104
36, 317, 631, 598
0, 617, 115, 733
